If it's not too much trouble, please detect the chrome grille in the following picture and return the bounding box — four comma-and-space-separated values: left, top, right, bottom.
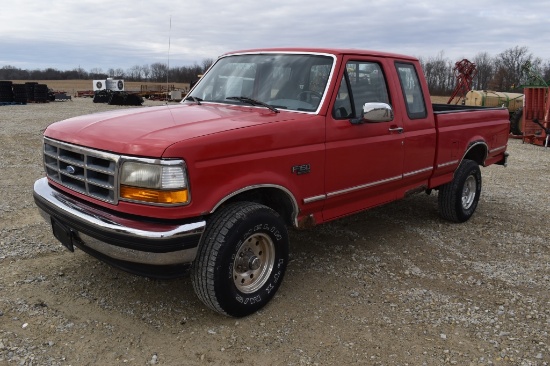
43, 138, 120, 204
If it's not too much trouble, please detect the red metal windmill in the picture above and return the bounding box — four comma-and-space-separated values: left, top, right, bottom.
447, 59, 478, 105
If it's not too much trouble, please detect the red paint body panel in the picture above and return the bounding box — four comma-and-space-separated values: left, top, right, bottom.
41, 48, 510, 226
45, 104, 285, 157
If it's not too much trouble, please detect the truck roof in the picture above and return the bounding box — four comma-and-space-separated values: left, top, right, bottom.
222, 47, 418, 61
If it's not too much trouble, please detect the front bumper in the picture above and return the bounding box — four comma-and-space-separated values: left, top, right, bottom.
33, 177, 205, 277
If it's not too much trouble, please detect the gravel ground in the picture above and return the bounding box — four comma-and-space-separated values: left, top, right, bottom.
0, 98, 549, 365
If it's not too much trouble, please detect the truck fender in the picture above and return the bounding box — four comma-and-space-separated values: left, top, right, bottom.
461, 140, 488, 166
209, 184, 300, 227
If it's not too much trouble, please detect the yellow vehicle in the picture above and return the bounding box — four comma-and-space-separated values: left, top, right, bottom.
464, 90, 524, 134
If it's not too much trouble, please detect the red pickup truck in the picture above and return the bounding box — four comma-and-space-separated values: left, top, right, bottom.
33, 48, 509, 317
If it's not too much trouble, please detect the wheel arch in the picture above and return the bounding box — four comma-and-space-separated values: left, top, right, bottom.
210, 185, 299, 227
462, 141, 488, 166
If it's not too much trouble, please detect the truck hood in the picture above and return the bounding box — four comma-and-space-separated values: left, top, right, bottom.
45, 104, 294, 157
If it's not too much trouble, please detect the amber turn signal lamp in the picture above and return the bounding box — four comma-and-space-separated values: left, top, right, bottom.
120, 185, 189, 204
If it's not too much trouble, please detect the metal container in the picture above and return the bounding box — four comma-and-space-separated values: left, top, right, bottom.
464, 90, 523, 113
93, 79, 125, 92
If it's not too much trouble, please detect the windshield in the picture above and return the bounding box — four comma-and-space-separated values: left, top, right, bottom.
187, 53, 334, 112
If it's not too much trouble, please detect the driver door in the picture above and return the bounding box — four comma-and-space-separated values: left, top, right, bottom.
323, 58, 405, 221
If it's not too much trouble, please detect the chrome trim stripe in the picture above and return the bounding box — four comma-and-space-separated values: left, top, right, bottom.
437, 160, 459, 168
489, 145, 507, 154
304, 167, 435, 204
327, 175, 402, 198
303, 194, 326, 204
44, 136, 121, 163
403, 166, 433, 178
78, 233, 198, 265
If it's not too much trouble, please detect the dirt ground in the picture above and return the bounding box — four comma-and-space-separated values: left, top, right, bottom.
0, 98, 549, 365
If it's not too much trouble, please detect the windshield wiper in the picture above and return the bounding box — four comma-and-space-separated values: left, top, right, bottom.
185, 95, 202, 105
226, 96, 279, 113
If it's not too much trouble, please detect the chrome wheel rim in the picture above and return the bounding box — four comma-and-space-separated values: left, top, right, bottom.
233, 233, 275, 293
461, 175, 477, 210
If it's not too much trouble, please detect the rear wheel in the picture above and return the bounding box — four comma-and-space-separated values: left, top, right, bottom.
438, 159, 482, 223
191, 202, 289, 317
510, 107, 523, 135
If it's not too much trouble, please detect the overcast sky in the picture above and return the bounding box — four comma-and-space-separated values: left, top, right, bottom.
1, 0, 550, 72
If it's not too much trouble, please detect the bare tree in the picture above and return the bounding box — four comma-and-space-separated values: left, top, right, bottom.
141, 64, 151, 80
4, 45, 550, 92
202, 58, 215, 73
542, 61, 550, 83
113, 68, 125, 79
89, 68, 106, 79
423, 51, 452, 95
126, 65, 142, 81
150, 63, 168, 82
491, 46, 534, 91
472, 52, 494, 90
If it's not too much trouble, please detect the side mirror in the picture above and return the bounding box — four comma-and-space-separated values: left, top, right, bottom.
350, 102, 394, 125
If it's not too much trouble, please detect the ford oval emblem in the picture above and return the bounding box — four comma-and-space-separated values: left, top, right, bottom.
66, 165, 76, 174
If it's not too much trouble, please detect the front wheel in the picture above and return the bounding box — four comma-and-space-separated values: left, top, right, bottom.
191, 202, 289, 317
438, 159, 482, 223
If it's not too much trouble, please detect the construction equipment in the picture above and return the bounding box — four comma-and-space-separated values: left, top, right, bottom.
93, 89, 143, 106
91, 78, 143, 106
138, 84, 176, 100
531, 119, 550, 147
463, 90, 524, 134
448, 57, 524, 134
520, 62, 550, 147
447, 59, 477, 105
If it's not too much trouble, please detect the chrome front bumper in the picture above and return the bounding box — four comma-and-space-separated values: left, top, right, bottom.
33, 177, 205, 269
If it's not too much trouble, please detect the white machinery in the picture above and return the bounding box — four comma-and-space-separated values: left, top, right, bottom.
93, 78, 125, 92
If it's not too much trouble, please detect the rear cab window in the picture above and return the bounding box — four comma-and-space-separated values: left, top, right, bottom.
395, 62, 427, 119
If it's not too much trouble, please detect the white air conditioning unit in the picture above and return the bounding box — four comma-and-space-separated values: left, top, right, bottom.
106, 79, 125, 91
93, 80, 106, 91
93, 79, 125, 92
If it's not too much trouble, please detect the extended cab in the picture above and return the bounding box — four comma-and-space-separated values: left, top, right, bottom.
33, 48, 509, 317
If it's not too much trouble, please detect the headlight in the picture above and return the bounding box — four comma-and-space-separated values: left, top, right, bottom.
119, 160, 190, 205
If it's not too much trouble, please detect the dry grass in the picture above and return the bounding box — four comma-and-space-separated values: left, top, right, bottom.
430, 95, 449, 104
8, 80, 190, 96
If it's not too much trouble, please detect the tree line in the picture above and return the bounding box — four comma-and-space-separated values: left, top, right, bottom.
420, 46, 550, 95
0, 58, 215, 85
1, 46, 549, 95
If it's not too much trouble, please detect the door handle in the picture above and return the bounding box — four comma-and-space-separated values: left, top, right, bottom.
388, 126, 404, 134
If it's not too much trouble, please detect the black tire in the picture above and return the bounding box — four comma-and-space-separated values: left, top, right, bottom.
438, 159, 482, 223
192, 202, 289, 317
510, 107, 523, 135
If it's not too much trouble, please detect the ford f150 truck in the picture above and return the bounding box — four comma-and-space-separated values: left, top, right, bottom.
33, 48, 509, 317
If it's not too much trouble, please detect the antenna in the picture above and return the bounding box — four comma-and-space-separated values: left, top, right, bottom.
166, 15, 171, 104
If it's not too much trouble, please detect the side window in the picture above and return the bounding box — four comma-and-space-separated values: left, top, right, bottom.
395, 62, 427, 119
332, 61, 390, 119
333, 77, 353, 118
